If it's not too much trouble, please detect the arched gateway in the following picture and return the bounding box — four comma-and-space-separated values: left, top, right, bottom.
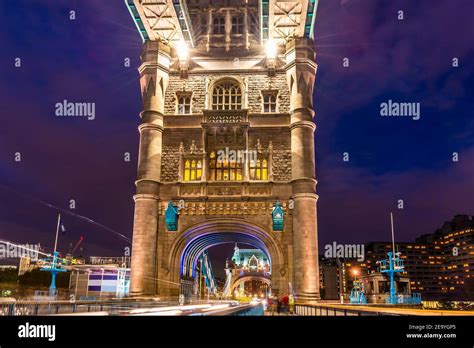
167, 219, 284, 297
127, 0, 320, 302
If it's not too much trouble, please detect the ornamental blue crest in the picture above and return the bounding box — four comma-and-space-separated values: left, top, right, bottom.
165, 200, 179, 231
272, 201, 284, 231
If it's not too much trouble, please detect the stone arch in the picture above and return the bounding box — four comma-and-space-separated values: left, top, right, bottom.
231, 275, 271, 293
166, 218, 285, 295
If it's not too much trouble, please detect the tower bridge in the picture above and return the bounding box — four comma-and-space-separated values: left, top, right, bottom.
126, 0, 321, 303
222, 244, 271, 298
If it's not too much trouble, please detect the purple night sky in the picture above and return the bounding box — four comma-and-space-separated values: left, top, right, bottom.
0, 1, 473, 269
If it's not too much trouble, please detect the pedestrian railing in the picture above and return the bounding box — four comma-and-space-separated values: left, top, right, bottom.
294, 303, 402, 316
225, 303, 264, 316
0, 299, 178, 316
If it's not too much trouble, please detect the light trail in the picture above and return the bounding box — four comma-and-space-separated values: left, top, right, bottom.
132, 310, 183, 316
0, 184, 131, 244
201, 304, 230, 312
0, 239, 130, 274
143, 275, 181, 286
128, 304, 212, 314
0, 239, 52, 258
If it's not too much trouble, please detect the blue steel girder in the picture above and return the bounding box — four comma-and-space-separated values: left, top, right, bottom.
172, 0, 195, 47
263, 0, 319, 44
125, 0, 150, 41
304, 0, 319, 40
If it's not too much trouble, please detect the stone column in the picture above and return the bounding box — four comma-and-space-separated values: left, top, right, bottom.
206, 9, 212, 52
243, 6, 250, 50
243, 124, 249, 181
201, 125, 208, 182
225, 9, 232, 51
268, 141, 273, 181
286, 37, 320, 302
130, 41, 170, 296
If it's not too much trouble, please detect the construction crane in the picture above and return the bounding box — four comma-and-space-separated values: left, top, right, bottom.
71, 236, 84, 255
66, 236, 84, 264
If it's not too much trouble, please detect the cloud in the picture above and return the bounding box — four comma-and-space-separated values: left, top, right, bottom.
314, 0, 474, 116
318, 146, 474, 246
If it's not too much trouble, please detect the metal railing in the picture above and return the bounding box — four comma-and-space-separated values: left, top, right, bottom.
294, 303, 402, 316
0, 299, 178, 316
385, 293, 422, 305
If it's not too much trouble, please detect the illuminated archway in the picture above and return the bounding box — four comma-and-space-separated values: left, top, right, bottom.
167, 218, 285, 294
180, 232, 271, 278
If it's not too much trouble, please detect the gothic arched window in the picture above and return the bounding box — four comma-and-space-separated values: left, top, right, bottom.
209, 151, 243, 181
183, 159, 202, 181
212, 80, 242, 110
177, 93, 191, 114
249, 158, 269, 180
262, 91, 277, 113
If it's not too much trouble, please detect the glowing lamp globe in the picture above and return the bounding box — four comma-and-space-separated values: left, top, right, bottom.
265, 39, 277, 59
177, 40, 188, 61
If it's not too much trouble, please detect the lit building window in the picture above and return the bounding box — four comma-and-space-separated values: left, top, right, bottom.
209, 151, 242, 181
183, 159, 202, 181
232, 16, 244, 34
262, 92, 277, 112
212, 81, 242, 110
213, 17, 225, 34
249, 158, 269, 180
177, 94, 191, 114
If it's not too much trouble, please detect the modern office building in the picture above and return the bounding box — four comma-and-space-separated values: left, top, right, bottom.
320, 215, 474, 301
318, 257, 339, 300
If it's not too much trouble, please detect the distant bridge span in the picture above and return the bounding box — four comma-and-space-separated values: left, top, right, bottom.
230, 274, 271, 293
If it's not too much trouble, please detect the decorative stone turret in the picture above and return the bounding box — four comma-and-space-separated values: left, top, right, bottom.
286, 37, 320, 302
130, 41, 170, 296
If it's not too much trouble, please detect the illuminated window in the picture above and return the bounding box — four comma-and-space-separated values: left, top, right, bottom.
249, 158, 269, 180
177, 94, 191, 114
263, 92, 277, 112
183, 159, 202, 181
209, 151, 242, 181
212, 81, 242, 110
213, 17, 225, 34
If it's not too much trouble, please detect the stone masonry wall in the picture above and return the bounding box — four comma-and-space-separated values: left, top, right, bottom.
164, 70, 290, 114
161, 130, 202, 182
161, 70, 291, 182
248, 130, 291, 181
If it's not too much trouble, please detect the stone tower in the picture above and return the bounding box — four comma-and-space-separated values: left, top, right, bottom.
126, 0, 320, 302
